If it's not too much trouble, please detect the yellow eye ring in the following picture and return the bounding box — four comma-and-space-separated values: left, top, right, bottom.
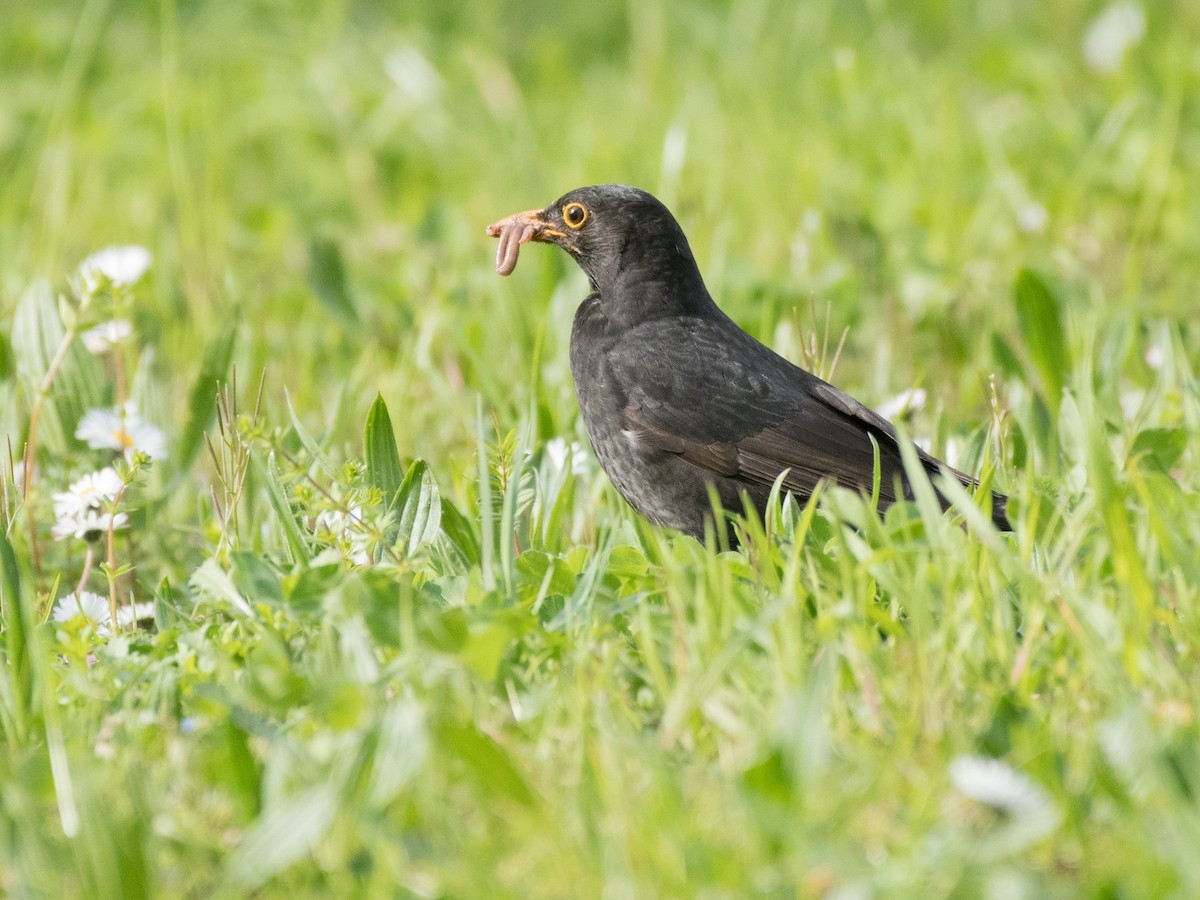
562, 202, 589, 230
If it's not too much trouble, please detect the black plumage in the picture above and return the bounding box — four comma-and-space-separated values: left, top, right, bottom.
487, 184, 1009, 540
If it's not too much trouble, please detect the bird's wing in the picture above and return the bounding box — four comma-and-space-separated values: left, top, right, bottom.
611, 318, 919, 503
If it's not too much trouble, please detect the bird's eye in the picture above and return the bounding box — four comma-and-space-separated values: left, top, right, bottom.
562, 202, 589, 229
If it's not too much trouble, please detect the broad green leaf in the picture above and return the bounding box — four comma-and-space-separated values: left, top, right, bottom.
175, 315, 237, 475
11, 280, 104, 455
1131, 427, 1187, 472
225, 785, 338, 890
364, 394, 403, 501
1014, 269, 1070, 412
230, 551, 284, 605
0, 531, 32, 743
282, 562, 342, 613
11, 280, 60, 384
190, 557, 254, 617
366, 700, 427, 807
439, 723, 535, 808
416, 606, 468, 653
0, 329, 11, 379
390, 459, 441, 556
307, 236, 358, 324
990, 332, 1023, 380
439, 497, 480, 565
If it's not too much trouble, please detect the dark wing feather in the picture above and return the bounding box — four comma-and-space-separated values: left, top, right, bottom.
611, 315, 923, 504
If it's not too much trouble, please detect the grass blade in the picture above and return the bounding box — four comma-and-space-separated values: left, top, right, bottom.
258, 451, 312, 565
175, 314, 237, 475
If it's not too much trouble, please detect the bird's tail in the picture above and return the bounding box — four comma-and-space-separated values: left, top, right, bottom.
990, 492, 1012, 532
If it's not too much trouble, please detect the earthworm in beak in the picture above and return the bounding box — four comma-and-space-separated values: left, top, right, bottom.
486, 210, 546, 276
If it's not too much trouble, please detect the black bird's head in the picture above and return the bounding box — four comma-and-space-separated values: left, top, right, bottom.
487, 184, 713, 322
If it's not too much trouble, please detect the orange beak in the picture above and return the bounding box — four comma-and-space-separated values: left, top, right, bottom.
485, 208, 563, 276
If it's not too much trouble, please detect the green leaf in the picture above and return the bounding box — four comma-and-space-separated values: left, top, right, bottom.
230, 552, 284, 605
175, 315, 237, 475
0, 329, 12, 379
439, 497, 480, 565
1131, 427, 1187, 472
224, 785, 338, 890
416, 606, 468, 653
284, 387, 337, 479
990, 332, 1022, 379
364, 394, 403, 500
259, 452, 312, 565
0, 532, 33, 744
189, 558, 254, 617
282, 563, 342, 613
11, 280, 61, 385
307, 235, 358, 324
11, 280, 104, 455
1014, 269, 1070, 411
439, 723, 535, 808
390, 459, 442, 556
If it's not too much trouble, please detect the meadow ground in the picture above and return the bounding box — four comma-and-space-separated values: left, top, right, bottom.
1, 1, 1198, 896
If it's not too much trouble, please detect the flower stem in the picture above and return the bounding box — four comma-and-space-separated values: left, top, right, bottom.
105, 483, 127, 633
74, 542, 95, 598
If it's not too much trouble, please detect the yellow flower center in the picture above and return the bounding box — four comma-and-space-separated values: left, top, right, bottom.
111, 428, 134, 449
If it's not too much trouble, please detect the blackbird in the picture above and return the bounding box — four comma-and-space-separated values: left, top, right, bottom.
487, 184, 1009, 540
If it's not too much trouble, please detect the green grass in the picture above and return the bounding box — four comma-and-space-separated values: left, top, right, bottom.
1, 0, 1199, 895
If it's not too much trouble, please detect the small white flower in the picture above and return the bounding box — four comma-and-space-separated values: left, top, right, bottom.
877, 387, 927, 421
385, 47, 443, 107
77, 406, 168, 460
1144, 344, 1164, 371
81, 319, 133, 354
77, 244, 151, 294
316, 507, 371, 565
116, 601, 155, 627
53, 590, 113, 637
77, 245, 152, 292
52, 467, 124, 520
949, 755, 1049, 815
1083, 2, 1145, 73
52, 509, 129, 542
544, 437, 591, 475
1017, 202, 1049, 234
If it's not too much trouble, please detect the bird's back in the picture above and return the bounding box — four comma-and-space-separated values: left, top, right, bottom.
571, 295, 1009, 535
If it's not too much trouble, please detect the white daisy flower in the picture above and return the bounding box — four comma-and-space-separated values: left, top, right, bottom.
544, 437, 591, 475
1144, 344, 1165, 371
116, 601, 156, 628
77, 245, 152, 292
385, 46, 443, 107
1016, 202, 1049, 235
1082, 2, 1145, 73
52, 509, 129, 542
52, 467, 124, 520
53, 590, 113, 637
81, 319, 134, 354
949, 755, 1050, 815
77, 406, 168, 460
877, 387, 927, 421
